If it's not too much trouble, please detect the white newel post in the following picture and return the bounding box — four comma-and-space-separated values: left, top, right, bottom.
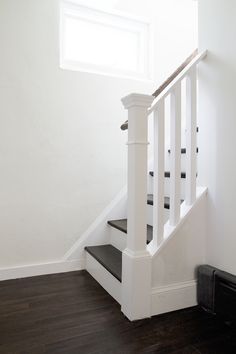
121, 93, 154, 321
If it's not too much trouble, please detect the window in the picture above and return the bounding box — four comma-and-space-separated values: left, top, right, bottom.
60, 1, 153, 80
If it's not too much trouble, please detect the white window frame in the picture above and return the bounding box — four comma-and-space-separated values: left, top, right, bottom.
60, 1, 154, 81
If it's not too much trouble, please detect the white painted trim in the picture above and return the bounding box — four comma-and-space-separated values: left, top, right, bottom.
121, 93, 154, 109
153, 99, 165, 246
151, 280, 197, 316
123, 248, 151, 259
169, 83, 182, 226
126, 141, 149, 145
86, 253, 121, 304
63, 0, 152, 24
186, 68, 197, 205
122, 249, 152, 320
0, 258, 85, 281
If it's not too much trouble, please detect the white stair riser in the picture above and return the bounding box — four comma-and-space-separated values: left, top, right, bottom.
85, 252, 121, 304
165, 154, 198, 174
165, 178, 186, 199
147, 204, 169, 227
109, 205, 169, 249
110, 227, 126, 252
165, 154, 187, 173
147, 175, 154, 194
148, 176, 186, 200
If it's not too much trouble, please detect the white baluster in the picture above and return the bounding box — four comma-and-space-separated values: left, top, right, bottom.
121, 93, 154, 321
153, 99, 165, 247
169, 82, 181, 226
186, 68, 197, 205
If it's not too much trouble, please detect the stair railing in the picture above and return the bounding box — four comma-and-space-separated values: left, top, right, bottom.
120, 49, 198, 131
121, 50, 207, 321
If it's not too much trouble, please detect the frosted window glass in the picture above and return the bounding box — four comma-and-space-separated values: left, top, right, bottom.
60, 2, 152, 80
64, 17, 139, 71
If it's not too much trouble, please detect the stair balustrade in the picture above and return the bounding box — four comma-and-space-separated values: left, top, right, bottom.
121, 50, 207, 320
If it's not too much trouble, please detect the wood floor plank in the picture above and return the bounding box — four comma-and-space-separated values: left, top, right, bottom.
0, 270, 235, 354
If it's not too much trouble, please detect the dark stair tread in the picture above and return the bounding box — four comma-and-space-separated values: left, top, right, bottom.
108, 219, 153, 244
85, 245, 122, 282
149, 171, 186, 178
147, 194, 184, 209
168, 147, 199, 154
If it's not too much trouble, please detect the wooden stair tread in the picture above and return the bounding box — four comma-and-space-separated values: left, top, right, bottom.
108, 219, 153, 244
168, 147, 199, 154
85, 245, 122, 282
147, 195, 184, 209
149, 171, 186, 178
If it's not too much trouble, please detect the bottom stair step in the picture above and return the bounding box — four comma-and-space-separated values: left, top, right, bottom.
85, 245, 122, 282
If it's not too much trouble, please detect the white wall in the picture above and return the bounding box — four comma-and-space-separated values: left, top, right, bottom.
0, 0, 197, 270
198, 0, 236, 274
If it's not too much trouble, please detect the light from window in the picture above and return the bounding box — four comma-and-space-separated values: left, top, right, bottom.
60, 1, 153, 80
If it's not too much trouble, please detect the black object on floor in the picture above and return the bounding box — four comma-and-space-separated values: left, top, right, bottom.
197, 264, 236, 324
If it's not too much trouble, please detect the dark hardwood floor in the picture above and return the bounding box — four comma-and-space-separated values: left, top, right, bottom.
0, 271, 235, 354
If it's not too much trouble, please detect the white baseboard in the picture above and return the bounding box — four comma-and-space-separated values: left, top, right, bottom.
151, 280, 197, 316
0, 258, 85, 281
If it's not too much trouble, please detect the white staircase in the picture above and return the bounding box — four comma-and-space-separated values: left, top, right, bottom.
72, 50, 208, 321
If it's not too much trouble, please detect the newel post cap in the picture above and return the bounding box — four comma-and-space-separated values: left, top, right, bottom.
121, 93, 154, 110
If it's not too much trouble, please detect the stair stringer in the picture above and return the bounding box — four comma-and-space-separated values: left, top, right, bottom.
149, 186, 207, 316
